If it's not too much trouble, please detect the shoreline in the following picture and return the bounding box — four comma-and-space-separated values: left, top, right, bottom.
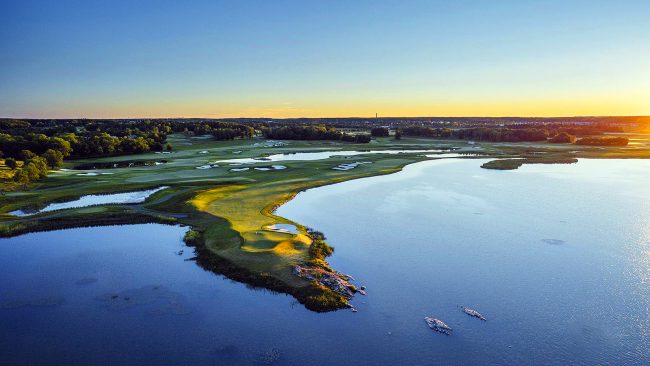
2, 140, 650, 311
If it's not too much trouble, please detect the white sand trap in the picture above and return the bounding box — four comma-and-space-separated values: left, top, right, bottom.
332, 161, 372, 171
75, 172, 114, 176
265, 223, 299, 234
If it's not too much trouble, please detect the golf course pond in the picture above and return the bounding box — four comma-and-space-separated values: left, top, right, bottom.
9, 186, 169, 216
216, 149, 455, 164
1, 159, 648, 365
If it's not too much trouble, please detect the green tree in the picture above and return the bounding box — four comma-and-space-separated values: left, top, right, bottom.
42, 149, 64, 169
549, 132, 577, 143
13, 168, 30, 187
24, 156, 48, 180
371, 127, 390, 137
20, 149, 36, 160
24, 163, 41, 181
5, 157, 17, 170
49, 137, 72, 157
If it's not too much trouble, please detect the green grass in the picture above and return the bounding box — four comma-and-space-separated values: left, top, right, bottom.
1, 132, 649, 310
481, 156, 578, 170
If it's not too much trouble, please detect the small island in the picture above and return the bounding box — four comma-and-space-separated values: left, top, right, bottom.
481, 157, 579, 170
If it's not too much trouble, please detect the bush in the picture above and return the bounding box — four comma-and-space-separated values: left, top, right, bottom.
4, 157, 17, 169
42, 149, 64, 169
371, 127, 389, 137
548, 132, 577, 143
340, 133, 371, 143
183, 229, 202, 246
309, 237, 334, 261
20, 149, 36, 160
575, 136, 628, 146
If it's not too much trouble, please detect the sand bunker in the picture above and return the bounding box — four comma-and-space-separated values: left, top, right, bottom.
332, 161, 372, 171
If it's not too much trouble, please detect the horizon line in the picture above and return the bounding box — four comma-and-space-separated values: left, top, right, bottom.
2, 115, 649, 120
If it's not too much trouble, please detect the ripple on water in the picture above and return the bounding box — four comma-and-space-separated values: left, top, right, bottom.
74, 277, 98, 286
541, 238, 566, 245
1, 296, 65, 309
95, 285, 191, 315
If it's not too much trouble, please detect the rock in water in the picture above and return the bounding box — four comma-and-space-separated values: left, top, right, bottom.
462, 307, 486, 321
424, 317, 452, 335
292, 264, 357, 299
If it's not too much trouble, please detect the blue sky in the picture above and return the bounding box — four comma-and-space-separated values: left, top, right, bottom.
1, 0, 649, 118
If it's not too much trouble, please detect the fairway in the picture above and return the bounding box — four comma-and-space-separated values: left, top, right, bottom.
2, 133, 649, 310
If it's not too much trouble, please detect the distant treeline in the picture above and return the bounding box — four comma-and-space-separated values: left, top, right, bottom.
454, 127, 549, 142
174, 121, 255, 140
1, 119, 169, 160
260, 125, 371, 143
0, 116, 633, 189
0, 119, 169, 187
0, 119, 258, 186
399, 126, 548, 142
398, 125, 626, 143
575, 136, 629, 146
370, 127, 390, 137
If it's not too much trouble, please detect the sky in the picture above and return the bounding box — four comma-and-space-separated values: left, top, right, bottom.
1, 0, 649, 118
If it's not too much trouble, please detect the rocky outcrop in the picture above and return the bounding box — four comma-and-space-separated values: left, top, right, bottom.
424, 317, 452, 335
462, 307, 486, 321
293, 264, 358, 299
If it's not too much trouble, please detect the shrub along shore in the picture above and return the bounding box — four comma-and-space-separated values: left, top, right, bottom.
1, 132, 648, 311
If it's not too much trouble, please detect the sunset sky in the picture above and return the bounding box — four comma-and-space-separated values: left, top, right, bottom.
1, 0, 649, 118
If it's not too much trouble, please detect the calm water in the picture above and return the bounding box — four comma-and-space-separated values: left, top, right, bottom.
217, 149, 451, 164
1, 159, 649, 365
9, 186, 169, 216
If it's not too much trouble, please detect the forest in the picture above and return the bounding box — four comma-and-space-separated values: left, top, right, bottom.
260, 125, 371, 143
0, 117, 634, 187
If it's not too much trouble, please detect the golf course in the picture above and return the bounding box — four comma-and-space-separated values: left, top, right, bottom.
2, 132, 649, 310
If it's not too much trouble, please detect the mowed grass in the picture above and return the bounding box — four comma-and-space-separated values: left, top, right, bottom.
187, 153, 421, 287
0, 133, 440, 288
3, 132, 648, 292
0, 159, 24, 190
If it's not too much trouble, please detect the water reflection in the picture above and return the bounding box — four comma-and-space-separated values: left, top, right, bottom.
2, 159, 649, 365
10, 186, 168, 216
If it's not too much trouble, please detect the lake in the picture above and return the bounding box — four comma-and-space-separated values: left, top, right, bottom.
1, 158, 648, 365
